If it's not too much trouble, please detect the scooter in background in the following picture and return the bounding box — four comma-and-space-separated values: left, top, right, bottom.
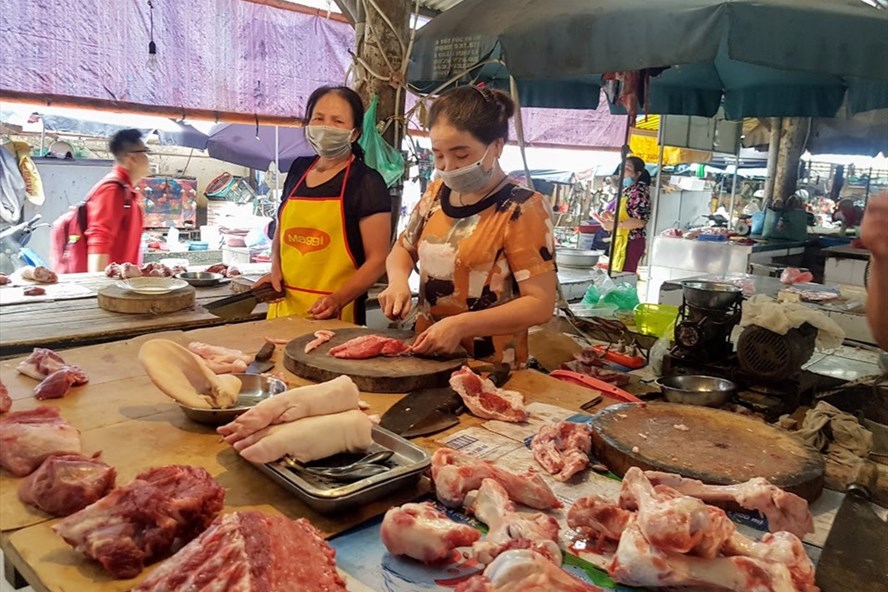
0, 214, 50, 275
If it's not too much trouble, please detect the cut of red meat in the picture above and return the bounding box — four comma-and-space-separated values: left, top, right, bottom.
16, 348, 89, 385
18, 453, 116, 516
133, 511, 347, 592
52, 464, 225, 579
329, 334, 409, 359
0, 380, 11, 414
449, 366, 529, 422
34, 368, 81, 400
0, 407, 82, 476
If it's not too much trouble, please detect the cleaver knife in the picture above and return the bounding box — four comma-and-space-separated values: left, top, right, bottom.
245, 342, 275, 374
204, 283, 284, 320
380, 387, 464, 438
815, 460, 888, 592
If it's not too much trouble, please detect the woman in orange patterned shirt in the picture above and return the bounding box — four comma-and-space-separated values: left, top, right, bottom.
378, 86, 557, 368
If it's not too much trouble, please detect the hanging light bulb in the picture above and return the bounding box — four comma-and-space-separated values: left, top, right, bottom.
146, 0, 158, 71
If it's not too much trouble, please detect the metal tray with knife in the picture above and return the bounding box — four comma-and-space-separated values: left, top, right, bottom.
254, 425, 431, 513
204, 283, 284, 320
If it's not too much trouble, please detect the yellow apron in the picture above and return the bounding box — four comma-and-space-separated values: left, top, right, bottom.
611, 196, 631, 272
267, 158, 358, 322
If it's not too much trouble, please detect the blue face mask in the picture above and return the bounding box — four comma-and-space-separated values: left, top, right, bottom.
622, 177, 633, 188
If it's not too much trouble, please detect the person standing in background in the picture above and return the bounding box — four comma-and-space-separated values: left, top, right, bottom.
860, 190, 888, 350
597, 156, 651, 273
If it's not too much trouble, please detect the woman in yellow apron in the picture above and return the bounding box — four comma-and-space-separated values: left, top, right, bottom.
256, 86, 391, 324
601, 156, 651, 273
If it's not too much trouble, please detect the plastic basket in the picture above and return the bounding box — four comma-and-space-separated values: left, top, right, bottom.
634, 303, 679, 337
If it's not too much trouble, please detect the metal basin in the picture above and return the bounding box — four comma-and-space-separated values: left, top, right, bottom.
177, 271, 224, 287
556, 248, 602, 269
178, 373, 288, 425
657, 374, 736, 407
681, 280, 742, 309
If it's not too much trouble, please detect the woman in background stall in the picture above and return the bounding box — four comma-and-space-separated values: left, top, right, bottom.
598, 155, 651, 273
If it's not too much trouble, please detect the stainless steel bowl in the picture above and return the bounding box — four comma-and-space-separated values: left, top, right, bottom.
681, 280, 742, 309
555, 248, 602, 269
657, 374, 736, 407
177, 271, 225, 287
178, 374, 288, 425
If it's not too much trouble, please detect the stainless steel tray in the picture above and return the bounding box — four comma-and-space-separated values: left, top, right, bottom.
254, 425, 431, 513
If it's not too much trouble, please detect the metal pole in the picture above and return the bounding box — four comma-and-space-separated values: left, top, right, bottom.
644, 123, 666, 301
509, 76, 534, 192
727, 151, 740, 230
39, 117, 45, 156
274, 125, 280, 196
763, 117, 781, 209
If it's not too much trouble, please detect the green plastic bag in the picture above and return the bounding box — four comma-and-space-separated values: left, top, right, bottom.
358, 95, 405, 188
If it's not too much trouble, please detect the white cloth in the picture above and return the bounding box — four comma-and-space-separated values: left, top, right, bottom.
739, 294, 845, 350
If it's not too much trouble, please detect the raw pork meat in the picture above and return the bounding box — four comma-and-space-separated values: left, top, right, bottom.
381, 502, 481, 563
53, 464, 225, 579
431, 448, 560, 510
449, 366, 529, 422
0, 407, 82, 476
644, 471, 814, 538
609, 521, 798, 592
16, 347, 89, 384
218, 376, 360, 445
466, 478, 561, 566
531, 421, 592, 481
329, 334, 409, 359
134, 511, 347, 592
455, 550, 599, 592
23, 286, 45, 296
304, 330, 336, 353
34, 368, 84, 400
18, 453, 116, 516
104, 262, 143, 279
187, 341, 252, 374
0, 272, 9, 285
0, 380, 11, 413
567, 495, 633, 549
20, 265, 58, 283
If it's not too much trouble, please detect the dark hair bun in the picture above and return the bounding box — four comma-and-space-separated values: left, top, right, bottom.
489, 89, 515, 119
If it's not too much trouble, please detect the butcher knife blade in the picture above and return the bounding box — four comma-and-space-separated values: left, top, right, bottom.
815, 460, 888, 592
204, 283, 284, 320
246, 341, 275, 374
379, 387, 464, 437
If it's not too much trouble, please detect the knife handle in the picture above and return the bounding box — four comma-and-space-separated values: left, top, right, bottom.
849, 460, 878, 499
252, 282, 285, 303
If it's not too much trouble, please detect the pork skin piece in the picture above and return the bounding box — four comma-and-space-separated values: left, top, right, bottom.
0, 407, 82, 476
133, 512, 347, 592
187, 341, 252, 374
328, 334, 409, 359
52, 465, 225, 579
18, 453, 116, 516
20, 265, 58, 283
449, 366, 529, 422
138, 339, 241, 409
381, 502, 481, 563
304, 330, 336, 353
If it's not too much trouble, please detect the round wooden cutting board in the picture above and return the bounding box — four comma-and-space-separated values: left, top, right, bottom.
590, 402, 825, 501
284, 328, 466, 393
97, 285, 195, 314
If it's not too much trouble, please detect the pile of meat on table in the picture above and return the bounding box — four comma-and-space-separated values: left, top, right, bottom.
14, 347, 89, 400
104, 261, 187, 279
0, 265, 59, 295
379, 442, 818, 592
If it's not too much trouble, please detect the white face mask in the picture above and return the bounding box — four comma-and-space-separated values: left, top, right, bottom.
305, 125, 354, 159
436, 146, 494, 195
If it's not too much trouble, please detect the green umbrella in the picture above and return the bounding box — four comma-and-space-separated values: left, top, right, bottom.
409, 0, 888, 117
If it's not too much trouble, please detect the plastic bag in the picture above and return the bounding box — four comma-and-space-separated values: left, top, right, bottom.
600, 283, 640, 311
589, 268, 616, 300
358, 95, 405, 188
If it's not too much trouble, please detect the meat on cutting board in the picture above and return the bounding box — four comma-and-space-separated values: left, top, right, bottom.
0, 380, 11, 413
18, 452, 116, 516
0, 407, 82, 476
381, 501, 481, 563
187, 341, 252, 374
328, 334, 409, 359
466, 478, 561, 566
530, 421, 592, 481
133, 511, 347, 592
20, 265, 58, 283
455, 549, 599, 592
304, 330, 336, 353
449, 366, 529, 422
644, 471, 814, 538
53, 464, 225, 579
431, 448, 560, 510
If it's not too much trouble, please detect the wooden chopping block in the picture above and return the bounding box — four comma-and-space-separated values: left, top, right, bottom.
284, 327, 465, 393
97, 285, 195, 314
591, 402, 825, 501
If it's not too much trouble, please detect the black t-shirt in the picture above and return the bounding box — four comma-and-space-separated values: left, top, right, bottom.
278, 156, 390, 265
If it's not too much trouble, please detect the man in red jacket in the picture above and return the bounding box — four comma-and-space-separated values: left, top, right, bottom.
84, 129, 150, 272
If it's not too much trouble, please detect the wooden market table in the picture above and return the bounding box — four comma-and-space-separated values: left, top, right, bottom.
0, 272, 268, 358
0, 316, 606, 592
